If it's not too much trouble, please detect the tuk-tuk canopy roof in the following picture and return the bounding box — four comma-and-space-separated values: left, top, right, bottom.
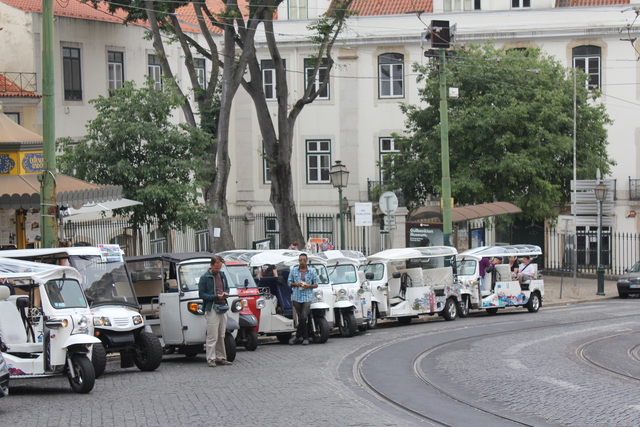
0, 257, 82, 283
459, 244, 542, 259
256, 250, 326, 268
368, 246, 458, 262
316, 250, 367, 265
216, 250, 266, 265
126, 252, 214, 264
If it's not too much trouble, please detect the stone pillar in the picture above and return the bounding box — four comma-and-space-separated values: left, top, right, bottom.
390, 207, 408, 249
244, 203, 255, 250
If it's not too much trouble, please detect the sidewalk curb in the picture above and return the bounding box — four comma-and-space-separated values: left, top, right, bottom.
543, 296, 618, 308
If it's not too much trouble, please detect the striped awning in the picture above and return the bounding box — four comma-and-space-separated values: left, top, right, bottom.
0, 173, 122, 210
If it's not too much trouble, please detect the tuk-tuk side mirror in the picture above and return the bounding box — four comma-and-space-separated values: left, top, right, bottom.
130, 271, 138, 283
244, 279, 249, 289
392, 272, 401, 279
365, 272, 374, 280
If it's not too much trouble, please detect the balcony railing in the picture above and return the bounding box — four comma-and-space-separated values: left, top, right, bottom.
0, 72, 37, 93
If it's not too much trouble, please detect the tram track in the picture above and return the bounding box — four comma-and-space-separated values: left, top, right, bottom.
350, 309, 640, 427
575, 330, 640, 382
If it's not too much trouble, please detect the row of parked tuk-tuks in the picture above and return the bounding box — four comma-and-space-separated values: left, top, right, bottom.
0, 243, 544, 395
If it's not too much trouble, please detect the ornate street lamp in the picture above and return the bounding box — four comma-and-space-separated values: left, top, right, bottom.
594, 181, 608, 295
330, 160, 349, 250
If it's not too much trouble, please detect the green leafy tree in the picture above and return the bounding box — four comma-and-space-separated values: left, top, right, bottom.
385, 43, 614, 222
59, 80, 211, 250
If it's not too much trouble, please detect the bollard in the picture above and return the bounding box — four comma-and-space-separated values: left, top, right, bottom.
597, 266, 605, 296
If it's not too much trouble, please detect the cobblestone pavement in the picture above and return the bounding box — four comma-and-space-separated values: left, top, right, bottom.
0, 275, 633, 427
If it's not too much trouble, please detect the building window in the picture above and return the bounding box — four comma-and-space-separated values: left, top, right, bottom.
108, 51, 124, 96
444, 0, 481, 11
150, 229, 168, 254
573, 46, 601, 90
63, 47, 82, 101
511, 0, 531, 7
261, 59, 286, 100
4, 112, 19, 124
378, 53, 404, 98
304, 58, 329, 99
194, 58, 206, 89
148, 54, 162, 90
379, 137, 398, 181
262, 142, 272, 184
288, 0, 307, 20
265, 216, 280, 248
306, 140, 331, 184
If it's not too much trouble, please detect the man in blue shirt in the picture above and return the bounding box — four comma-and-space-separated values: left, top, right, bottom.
287, 253, 318, 345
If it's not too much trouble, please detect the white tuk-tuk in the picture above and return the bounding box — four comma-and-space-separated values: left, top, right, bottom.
318, 250, 372, 335
456, 244, 544, 316
220, 250, 333, 343
359, 246, 462, 326
0, 246, 163, 377
125, 252, 251, 360
0, 258, 100, 393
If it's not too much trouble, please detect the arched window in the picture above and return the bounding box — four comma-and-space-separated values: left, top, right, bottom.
378, 53, 404, 98
572, 45, 601, 90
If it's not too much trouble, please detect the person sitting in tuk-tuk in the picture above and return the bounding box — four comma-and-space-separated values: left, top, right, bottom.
518, 256, 535, 284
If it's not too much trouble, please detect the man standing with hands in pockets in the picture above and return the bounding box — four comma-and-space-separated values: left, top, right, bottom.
199, 255, 233, 367
288, 253, 318, 345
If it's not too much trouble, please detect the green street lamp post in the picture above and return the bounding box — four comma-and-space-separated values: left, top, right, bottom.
330, 160, 350, 250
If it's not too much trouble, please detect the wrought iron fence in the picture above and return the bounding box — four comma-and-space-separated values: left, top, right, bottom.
545, 228, 639, 276
0, 72, 37, 93
68, 210, 374, 256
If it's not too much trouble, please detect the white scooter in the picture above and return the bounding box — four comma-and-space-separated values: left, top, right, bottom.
0, 258, 100, 393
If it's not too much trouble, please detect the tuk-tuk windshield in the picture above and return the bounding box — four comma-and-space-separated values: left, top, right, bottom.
45, 279, 89, 309
456, 259, 477, 276
178, 263, 209, 291
359, 263, 384, 281
328, 264, 358, 284
225, 264, 257, 289
70, 255, 137, 306
309, 264, 330, 285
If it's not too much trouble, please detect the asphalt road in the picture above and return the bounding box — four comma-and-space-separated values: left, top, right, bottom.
3, 299, 640, 426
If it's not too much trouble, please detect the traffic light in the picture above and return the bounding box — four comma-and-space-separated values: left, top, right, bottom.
430, 20, 452, 49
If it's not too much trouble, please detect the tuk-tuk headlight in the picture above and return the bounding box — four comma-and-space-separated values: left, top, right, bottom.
336, 288, 348, 301
132, 315, 143, 325
231, 298, 244, 313
313, 289, 324, 302
72, 316, 90, 335
45, 318, 68, 328
256, 299, 266, 310
188, 302, 204, 315
94, 316, 111, 326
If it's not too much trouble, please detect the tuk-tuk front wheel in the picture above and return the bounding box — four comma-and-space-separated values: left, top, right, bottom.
133, 331, 163, 371
458, 296, 470, 318
242, 329, 259, 351
338, 310, 357, 337
91, 342, 107, 379
276, 333, 292, 344
368, 303, 379, 329
309, 316, 330, 344
68, 354, 95, 394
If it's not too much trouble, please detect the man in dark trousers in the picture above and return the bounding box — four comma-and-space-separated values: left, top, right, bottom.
198, 255, 233, 367
287, 253, 318, 345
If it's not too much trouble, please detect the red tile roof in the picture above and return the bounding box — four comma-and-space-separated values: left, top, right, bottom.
556, 0, 629, 6
1, 0, 130, 24
348, 0, 433, 15
0, 74, 40, 98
